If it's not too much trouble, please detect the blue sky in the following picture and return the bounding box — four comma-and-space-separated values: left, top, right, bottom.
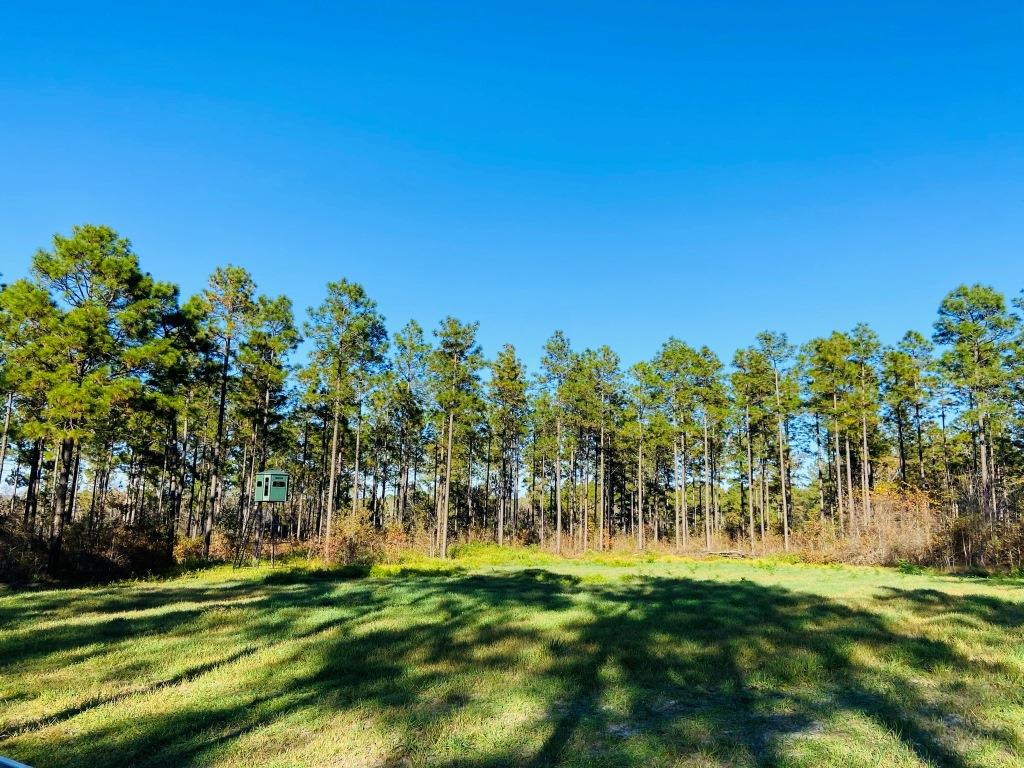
1, 2, 1022, 369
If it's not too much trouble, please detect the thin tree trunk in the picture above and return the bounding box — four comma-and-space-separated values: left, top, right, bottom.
674, 433, 681, 552
351, 397, 362, 519
441, 409, 454, 558
25, 439, 42, 530
205, 334, 232, 559
325, 395, 341, 560
977, 412, 991, 521
531, 431, 538, 543
814, 414, 826, 522
895, 405, 907, 484
636, 433, 643, 550
703, 413, 711, 551
832, 394, 845, 535
498, 447, 506, 546
71, 446, 84, 524
598, 420, 605, 550
540, 458, 547, 546
681, 432, 688, 546
581, 443, 588, 551
774, 369, 790, 552
0, 392, 12, 483
861, 412, 871, 526
914, 402, 926, 487
845, 435, 857, 536
11, 459, 23, 519
48, 437, 75, 571
569, 446, 576, 547
746, 407, 755, 554
467, 435, 473, 532
555, 416, 562, 554
759, 458, 767, 541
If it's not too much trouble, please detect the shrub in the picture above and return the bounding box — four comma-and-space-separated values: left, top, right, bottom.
0, 515, 47, 584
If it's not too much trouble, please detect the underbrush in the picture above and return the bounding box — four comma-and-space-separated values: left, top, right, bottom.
7, 487, 1024, 586
1, 516, 174, 585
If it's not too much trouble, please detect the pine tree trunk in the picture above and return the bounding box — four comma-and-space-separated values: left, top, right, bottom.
441, 409, 454, 558
598, 421, 605, 551
774, 369, 790, 552
832, 395, 845, 534
45, 446, 59, 528
25, 439, 42, 530
674, 434, 681, 552
759, 458, 767, 540
206, 334, 232, 559
746, 408, 755, 554
11, 459, 23, 519
351, 398, 362, 520
531, 434, 538, 542
432, 435, 441, 552
514, 450, 521, 538
568, 446, 575, 546
483, 431, 492, 529
845, 435, 857, 536
636, 435, 643, 550
861, 412, 871, 526
582, 443, 588, 551
467, 435, 473, 532
48, 437, 75, 571
703, 414, 711, 551
236, 437, 251, 539
814, 414, 826, 522
186, 437, 201, 536
198, 446, 212, 538
325, 395, 341, 560
555, 416, 562, 554
400, 441, 410, 527
895, 405, 907, 484
977, 412, 991, 521
98, 447, 112, 527
498, 448, 506, 546
0, 392, 12, 483
681, 432, 688, 546
67, 443, 82, 522
914, 402, 926, 487
540, 458, 547, 546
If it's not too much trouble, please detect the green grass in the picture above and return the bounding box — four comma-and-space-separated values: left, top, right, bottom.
2, 550, 1024, 767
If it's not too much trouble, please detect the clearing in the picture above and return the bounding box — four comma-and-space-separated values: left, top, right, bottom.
2, 550, 1023, 767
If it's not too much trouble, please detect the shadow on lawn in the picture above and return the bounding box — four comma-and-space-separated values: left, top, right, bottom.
877, 586, 1024, 630
2, 569, 1021, 767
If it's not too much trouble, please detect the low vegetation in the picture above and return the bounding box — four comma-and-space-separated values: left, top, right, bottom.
2, 550, 1023, 767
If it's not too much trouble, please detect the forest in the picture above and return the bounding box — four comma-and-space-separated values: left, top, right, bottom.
2, 224, 1023, 580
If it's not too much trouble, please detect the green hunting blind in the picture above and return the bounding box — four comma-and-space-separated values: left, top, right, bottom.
254, 470, 289, 503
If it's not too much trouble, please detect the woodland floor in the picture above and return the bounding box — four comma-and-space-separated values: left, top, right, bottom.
2, 548, 1024, 768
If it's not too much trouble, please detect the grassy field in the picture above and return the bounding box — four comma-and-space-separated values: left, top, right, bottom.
2, 548, 1024, 768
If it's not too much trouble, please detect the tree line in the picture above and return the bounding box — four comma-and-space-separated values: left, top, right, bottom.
2, 224, 1023, 578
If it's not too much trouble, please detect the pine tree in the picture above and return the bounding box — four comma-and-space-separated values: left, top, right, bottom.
4, 225, 182, 569
305, 279, 386, 559
933, 285, 1019, 521
489, 344, 528, 545
429, 317, 482, 558
541, 331, 573, 554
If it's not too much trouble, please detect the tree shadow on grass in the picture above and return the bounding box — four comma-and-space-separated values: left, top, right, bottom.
876, 586, 1024, 631
0, 578, 264, 632
0, 644, 261, 739
502, 579, 983, 768
3, 569, 1022, 767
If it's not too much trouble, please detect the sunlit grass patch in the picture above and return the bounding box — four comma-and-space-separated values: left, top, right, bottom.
2, 553, 1023, 767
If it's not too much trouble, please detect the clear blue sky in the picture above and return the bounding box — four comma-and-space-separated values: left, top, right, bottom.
2, 2, 1022, 369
